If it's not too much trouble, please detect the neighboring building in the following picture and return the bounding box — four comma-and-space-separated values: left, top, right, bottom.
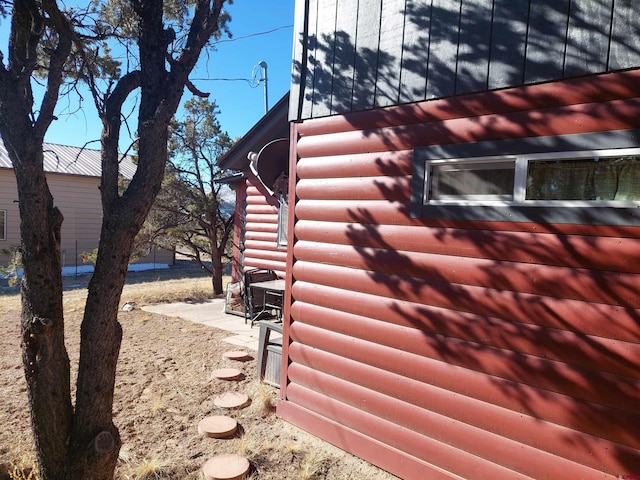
217, 93, 290, 281
276, 1, 640, 479
0, 142, 174, 272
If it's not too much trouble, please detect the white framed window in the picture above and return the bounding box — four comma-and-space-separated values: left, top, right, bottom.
0, 210, 6, 241
428, 158, 517, 202
424, 149, 640, 207
412, 130, 640, 225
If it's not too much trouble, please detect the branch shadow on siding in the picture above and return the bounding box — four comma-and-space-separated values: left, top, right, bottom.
291, 2, 640, 476
342, 170, 639, 474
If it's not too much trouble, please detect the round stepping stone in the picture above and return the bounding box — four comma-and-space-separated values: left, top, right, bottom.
212, 368, 243, 380
197, 415, 238, 439
202, 454, 250, 480
222, 350, 251, 361
214, 391, 250, 409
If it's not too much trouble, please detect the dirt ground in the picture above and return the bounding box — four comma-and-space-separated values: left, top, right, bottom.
0, 263, 397, 480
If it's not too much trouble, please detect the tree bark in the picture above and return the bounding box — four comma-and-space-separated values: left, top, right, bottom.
0, 1, 74, 477
14, 143, 73, 480
1, 1, 227, 477
65, 227, 130, 479
211, 250, 224, 294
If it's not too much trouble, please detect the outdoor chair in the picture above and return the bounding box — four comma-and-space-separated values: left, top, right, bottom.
243, 268, 282, 326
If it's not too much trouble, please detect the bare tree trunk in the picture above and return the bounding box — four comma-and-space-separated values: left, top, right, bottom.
0, 2, 75, 474
65, 80, 173, 479
13, 143, 73, 480
212, 255, 224, 295
208, 211, 233, 296
0, 3, 75, 474
65, 231, 131, 479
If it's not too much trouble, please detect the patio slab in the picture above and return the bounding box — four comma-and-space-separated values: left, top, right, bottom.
141, 299, 260, 350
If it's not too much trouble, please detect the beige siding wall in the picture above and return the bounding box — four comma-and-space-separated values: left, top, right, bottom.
47, 173, 103, 269
1, 169, 174, 269
0, 170, 20, 258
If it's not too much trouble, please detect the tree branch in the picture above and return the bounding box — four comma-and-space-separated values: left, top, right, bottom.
185, 77, 210, 97
101, 70, 141, 207
34, 0, 74, 140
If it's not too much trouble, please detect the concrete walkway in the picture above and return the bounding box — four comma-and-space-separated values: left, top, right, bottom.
142, 299, 261, 351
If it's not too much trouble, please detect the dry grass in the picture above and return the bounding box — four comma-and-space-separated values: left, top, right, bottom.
249, 381, 277, 414
0, 294, 19, 316
6, 462, 40, 480
0, 268, 215, 316
295, 451, 331, 480
127, 455, 173, 480
116, 445, 178, 480
235, 437, 273, 460
1, 264, 398, 480
150, 392, 164, 413
285, 442, 302, 457
118, 278, 213, 307
282, 443, 330, 480
1, 443, 40, 480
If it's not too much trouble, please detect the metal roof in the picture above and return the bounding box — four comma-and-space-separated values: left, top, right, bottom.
0, 141, 136, 179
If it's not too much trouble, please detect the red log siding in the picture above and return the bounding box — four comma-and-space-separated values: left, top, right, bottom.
295, 96, 640, 158
241, 179, 286, 276
278, 73, 640, 479
297, 69, 640, 137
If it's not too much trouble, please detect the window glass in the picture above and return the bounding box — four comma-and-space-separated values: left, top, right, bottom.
413, 133, 640, 225
527, 155, 640, 201
431, 161, 515, 200
0, 210, 5, 241
424, 152, 640, 205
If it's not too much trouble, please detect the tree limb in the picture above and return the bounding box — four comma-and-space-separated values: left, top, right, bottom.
185, 77, 210, 97
101, 70, 141, 207
34, 0, 74, 140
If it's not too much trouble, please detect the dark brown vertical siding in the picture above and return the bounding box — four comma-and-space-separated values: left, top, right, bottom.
456, 0, 492, 94
278, 75, 640, 479
523, 0, 570, 84
291, 0, 640, 120
309, 0, 335, 119
564, 0, 613, 77
426, 0, 462, 99
241, 180, 286, 276
331, 0, 357, 114
609, 0, 640, 70
375, 0, 405, 107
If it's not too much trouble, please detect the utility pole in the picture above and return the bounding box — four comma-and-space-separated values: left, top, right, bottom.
259, 61, 269, 114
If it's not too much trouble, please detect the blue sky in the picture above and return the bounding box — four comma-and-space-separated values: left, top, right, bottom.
1, 1, 295, 149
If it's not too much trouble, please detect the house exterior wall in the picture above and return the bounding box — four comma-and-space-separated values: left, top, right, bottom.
47, 173, 103, 268
0, 170, 101, 268
277, 70, 640, 479
242, 172, 287, 277
1, 169, 173, 269
0, 169, 20, 252
290, 0, 639, 120
216, 94, 291, 281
